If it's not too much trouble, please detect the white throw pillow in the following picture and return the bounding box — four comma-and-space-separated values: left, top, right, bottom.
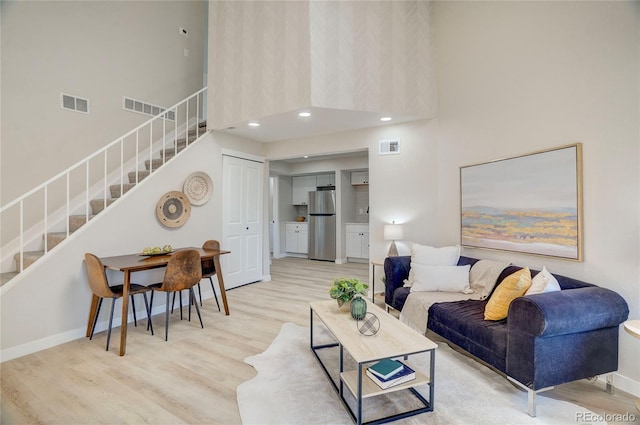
525, 266, 561, 295
469, 259, 511, 299
410, 264, 471, 293
406, 244, 461, 287
411, 243, 461, 266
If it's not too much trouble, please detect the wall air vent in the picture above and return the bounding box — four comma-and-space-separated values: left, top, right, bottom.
61, 93, 90, 114
379, 139, 400, 155
123, 96, 175, 121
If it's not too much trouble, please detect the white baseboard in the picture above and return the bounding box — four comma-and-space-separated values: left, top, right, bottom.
284, 253, 308, 259
1, 327, 86, 363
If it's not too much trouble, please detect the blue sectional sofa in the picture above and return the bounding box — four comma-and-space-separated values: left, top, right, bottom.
384, 255, 629, 416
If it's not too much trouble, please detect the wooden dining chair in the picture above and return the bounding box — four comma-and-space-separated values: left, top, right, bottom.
84, 253, 154, 351
171, 239, 221, 312
149, 249, 203, 341
199, 239, 222, 311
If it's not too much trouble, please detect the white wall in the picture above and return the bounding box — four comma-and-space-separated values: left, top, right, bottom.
1, 0, 206, 203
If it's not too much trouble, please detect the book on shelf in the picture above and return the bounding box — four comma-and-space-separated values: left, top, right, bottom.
366, 362, 416, 390
368, 358, 404, 380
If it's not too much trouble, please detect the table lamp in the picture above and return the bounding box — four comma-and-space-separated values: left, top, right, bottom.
384, 221, 403, 257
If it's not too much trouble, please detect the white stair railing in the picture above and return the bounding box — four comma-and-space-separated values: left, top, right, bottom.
0, 87, 207, 274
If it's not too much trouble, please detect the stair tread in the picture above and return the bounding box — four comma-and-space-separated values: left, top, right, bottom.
18, 250, 45, 257
48, 231, 68, 236
1, 272, 19, 286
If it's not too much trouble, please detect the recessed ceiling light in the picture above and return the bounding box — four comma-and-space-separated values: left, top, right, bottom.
304, 155, 309, 159
298, 112, 311, 117
248, 122, 260, 127
380, 116, 392, 122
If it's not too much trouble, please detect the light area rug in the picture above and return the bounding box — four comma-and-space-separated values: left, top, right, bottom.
237, 322, 605, 425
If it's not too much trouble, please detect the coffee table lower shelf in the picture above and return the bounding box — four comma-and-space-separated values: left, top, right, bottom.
339, 363, 433, 425
340, 362, 430, 398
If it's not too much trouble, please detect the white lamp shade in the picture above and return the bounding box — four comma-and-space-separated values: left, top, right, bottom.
384, 223, 403, 241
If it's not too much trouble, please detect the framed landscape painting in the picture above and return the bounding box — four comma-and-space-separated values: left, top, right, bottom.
460, 143, 583, 261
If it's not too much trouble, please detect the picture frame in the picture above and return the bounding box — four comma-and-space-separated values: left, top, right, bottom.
460, 143, 583, 261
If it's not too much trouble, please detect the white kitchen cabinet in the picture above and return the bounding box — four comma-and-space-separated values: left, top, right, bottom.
292, 175, 317, 205
346, 224, 369, 259
351, 171, 369, 185
316, 173, 335, 187
285, 222, 308, 254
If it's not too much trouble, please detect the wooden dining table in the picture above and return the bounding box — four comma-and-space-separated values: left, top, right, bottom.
86, 246, 230, 356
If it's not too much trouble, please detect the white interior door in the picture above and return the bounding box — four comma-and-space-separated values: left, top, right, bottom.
222, 155, 264, 289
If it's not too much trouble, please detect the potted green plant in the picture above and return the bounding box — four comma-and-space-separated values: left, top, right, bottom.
329, 277, 369, 311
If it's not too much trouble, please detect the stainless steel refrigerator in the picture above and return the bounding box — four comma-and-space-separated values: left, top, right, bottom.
308, 190, 336, 261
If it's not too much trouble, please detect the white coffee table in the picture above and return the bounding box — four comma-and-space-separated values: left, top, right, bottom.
310, 299, 437, 425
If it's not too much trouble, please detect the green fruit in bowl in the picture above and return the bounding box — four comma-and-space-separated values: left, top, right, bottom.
142, 246, 169, 255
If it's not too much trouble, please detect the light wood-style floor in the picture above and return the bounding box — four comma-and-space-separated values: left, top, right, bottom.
1, 257, 637, 424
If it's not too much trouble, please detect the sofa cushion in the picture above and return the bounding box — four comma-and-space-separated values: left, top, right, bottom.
410, 264, 471, 293
525, 266, 561, 295
411, 243, 461, 265
406, 244, 461, 287
400, 290, 482, 334
428, 299, 508, 372
484, 268, 532, 320
391, 286, 411, 311
469, 259, 511, 299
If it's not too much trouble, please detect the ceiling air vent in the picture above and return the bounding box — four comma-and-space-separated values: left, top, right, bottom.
61, 93, 90, 114
379, 139, 400, 155
123, 96, 175, 121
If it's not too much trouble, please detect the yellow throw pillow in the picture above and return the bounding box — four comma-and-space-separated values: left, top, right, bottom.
484, 268, 532, 321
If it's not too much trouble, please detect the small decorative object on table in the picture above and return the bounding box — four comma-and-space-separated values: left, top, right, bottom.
357, 312, 380, 336
140, 245, 173, 256
350, 295, 367, 320
329, 277, 369, 314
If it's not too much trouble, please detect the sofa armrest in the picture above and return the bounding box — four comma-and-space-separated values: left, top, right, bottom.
508, 287, 629, 337
383, 256, 411, 306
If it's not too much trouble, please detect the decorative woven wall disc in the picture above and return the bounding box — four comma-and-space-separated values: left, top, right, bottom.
183, 171, 213, 206
156, 191, 191, 228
